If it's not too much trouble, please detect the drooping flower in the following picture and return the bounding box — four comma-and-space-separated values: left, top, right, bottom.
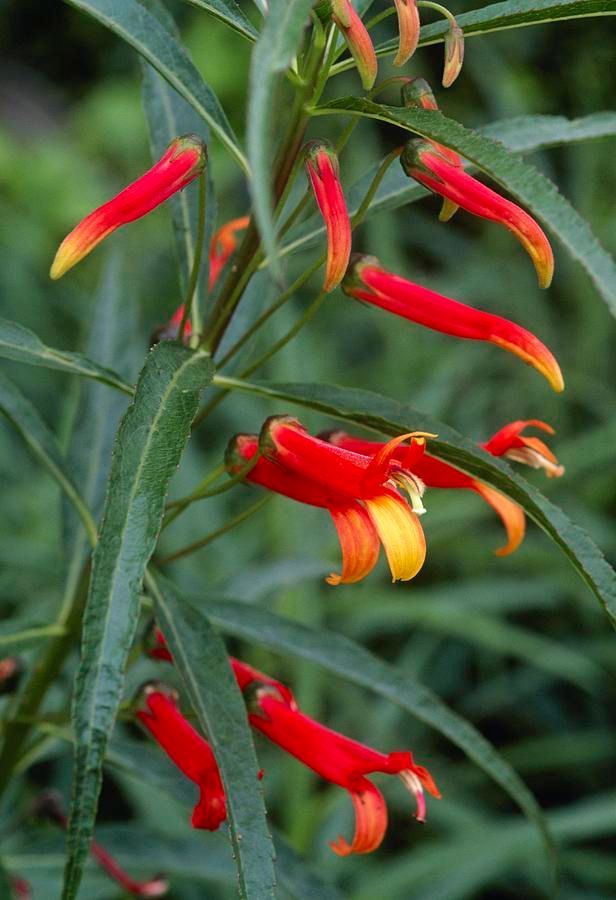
151, 304, 192, 345
393, 0, 421, 66
136, 683, 226, 831
342, 255, 564, 392
225, 418, 430, 584
326, 420, 563, 556
209, 215, 250, 289
304, 140, 352, 292
331, 0, 378, 90
50, 135, 207, 280
400, 139, 555, 288
32, 791, 168, 897
442, 23, 465, 87
235, 659, 440, 855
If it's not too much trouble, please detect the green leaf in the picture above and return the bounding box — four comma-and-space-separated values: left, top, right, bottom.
0, 370, 98, 546
213, 375, 616, 627
150, 572, 277, 900
0, 624, 67, 655
312, 100, 616, 315
196, 596, 556, 882
0, 317, 132, 394
62, 342, 213, 900
372, 0, 616, 61
65, 0, 248, 172
246, 0, 314, 278
184, 0, 259, 41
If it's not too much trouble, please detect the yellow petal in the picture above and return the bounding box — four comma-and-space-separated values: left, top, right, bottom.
364, 492, 426, 581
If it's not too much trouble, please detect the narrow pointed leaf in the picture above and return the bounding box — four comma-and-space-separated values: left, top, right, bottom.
65, 0, 248, 172
150, 572, 277, 900
62, 342, 213, 900
213, 376, 616, 627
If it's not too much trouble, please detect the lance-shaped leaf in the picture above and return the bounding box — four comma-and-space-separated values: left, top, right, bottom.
62, 342, 213, 900
213, 376, 616, 627
66, 0, 247, 172
150, 572, 277, 900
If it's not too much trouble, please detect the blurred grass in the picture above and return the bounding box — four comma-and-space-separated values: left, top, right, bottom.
1, 1, 615, 898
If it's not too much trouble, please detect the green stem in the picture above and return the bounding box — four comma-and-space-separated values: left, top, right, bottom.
365, 6, 397, 30
158, 495, 272, 565
179, 171, 207, 343
351, 146, 402, 227
163, 454, 261, 528
417, 0, 458, 28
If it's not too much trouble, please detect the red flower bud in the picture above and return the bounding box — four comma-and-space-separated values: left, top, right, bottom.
331, 0, 378, 90
50, 135, 206, 280
393, 0, 420, 66
304, 141, 351, 292
442, 23, 465, 87
342, 255, 563, 392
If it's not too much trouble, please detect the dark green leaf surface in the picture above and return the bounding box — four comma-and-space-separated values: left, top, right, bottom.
312, 100, 616, 315
65, 0, 247, 171
62, 342, 212, 900
184, 0, 258, 40
197, 596, 556, 881
213, 376, 616, 626
0, 370, 97, 546
151, 572, 277, 900
246, 0, 314, 277
0, 316, 132, 393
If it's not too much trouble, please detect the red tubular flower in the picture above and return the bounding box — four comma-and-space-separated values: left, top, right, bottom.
327, 420, 563, 556
342, 255, 564, 392
235, 659, 440, 855
304, 141, 352, 292
209, 215, 250, 289
137, 684, 226, 831
400, 139, 555, 289
443, 23, 465, 87
331, 0, 378, 90
50, 135, 207, 280
225, 420, 429, 584
393, 0, 420, 66
151, 304, 192, 345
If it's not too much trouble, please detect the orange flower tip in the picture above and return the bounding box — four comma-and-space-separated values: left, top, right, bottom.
393, 0, 420, 67
490, 336, 564, 393
438, 197, 459, 222
401, 77, 439, 111
442, 24, 465, 88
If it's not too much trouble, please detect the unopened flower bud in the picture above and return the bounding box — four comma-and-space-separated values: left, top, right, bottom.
442, 23, 464, 87
393, 0, 420, 66
331, 0, 377, 90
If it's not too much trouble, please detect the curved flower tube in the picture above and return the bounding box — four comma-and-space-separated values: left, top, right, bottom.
393, 0, 421, 66
136, 683, 226, 831
342, 255, 564, 392
304, 141, 352, 292
331, 0, 378, 90
225, 420, 429, 583
326, 420, 563, 556
209, 215, 250, 289
50, 134, 206, 280
400, 139, 555, 288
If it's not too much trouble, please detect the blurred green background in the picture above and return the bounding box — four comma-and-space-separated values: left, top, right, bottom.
1, 1, 615, 897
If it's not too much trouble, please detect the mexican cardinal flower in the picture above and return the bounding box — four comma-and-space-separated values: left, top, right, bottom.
136, 683, 226, 831
50, 134, 206, 280
400, 139, 555, 289
209, 215, 250, 289
234, 658, 440, 855
304, 141, 352, 292
331, 0, 378, 90
325, 419, 563, 556
393, 0, 421, 66
342, 255, 564, 392
225, 417, 430, 584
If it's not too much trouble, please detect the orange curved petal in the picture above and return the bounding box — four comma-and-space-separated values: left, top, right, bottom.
472, 482, 526, 556
393, 0, 420, 66
364, 492, 426, 581
330, 779, 387, 856
327, 503, 380, 585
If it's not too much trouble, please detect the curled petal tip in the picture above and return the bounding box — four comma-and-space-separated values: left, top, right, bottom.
491, 334, 564, 393
393, 0, 420, 67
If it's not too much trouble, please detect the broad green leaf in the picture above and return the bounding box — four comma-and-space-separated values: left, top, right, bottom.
65, 0, 248, 172
140, 0, 216, 306
184, 0, 259, 40
193, 596, 556, 880
0, 317, 132, 394
279, 111, 616, 260
368, 0, 616, 64
0, 370, 97, 546
150, 572, 277, 900
311, 100, 616, 315
246, 0, 314, 278
213, 376, 616, 627
63, 342, 213, 900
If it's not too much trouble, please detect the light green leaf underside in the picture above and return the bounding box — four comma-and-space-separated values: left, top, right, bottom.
213, 375, 616, 628
62, 342, 213, 900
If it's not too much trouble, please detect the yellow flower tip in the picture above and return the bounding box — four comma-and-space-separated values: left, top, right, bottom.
473, 483, 526, 556
365, 494, 426, 582
491, 336, 565, 394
